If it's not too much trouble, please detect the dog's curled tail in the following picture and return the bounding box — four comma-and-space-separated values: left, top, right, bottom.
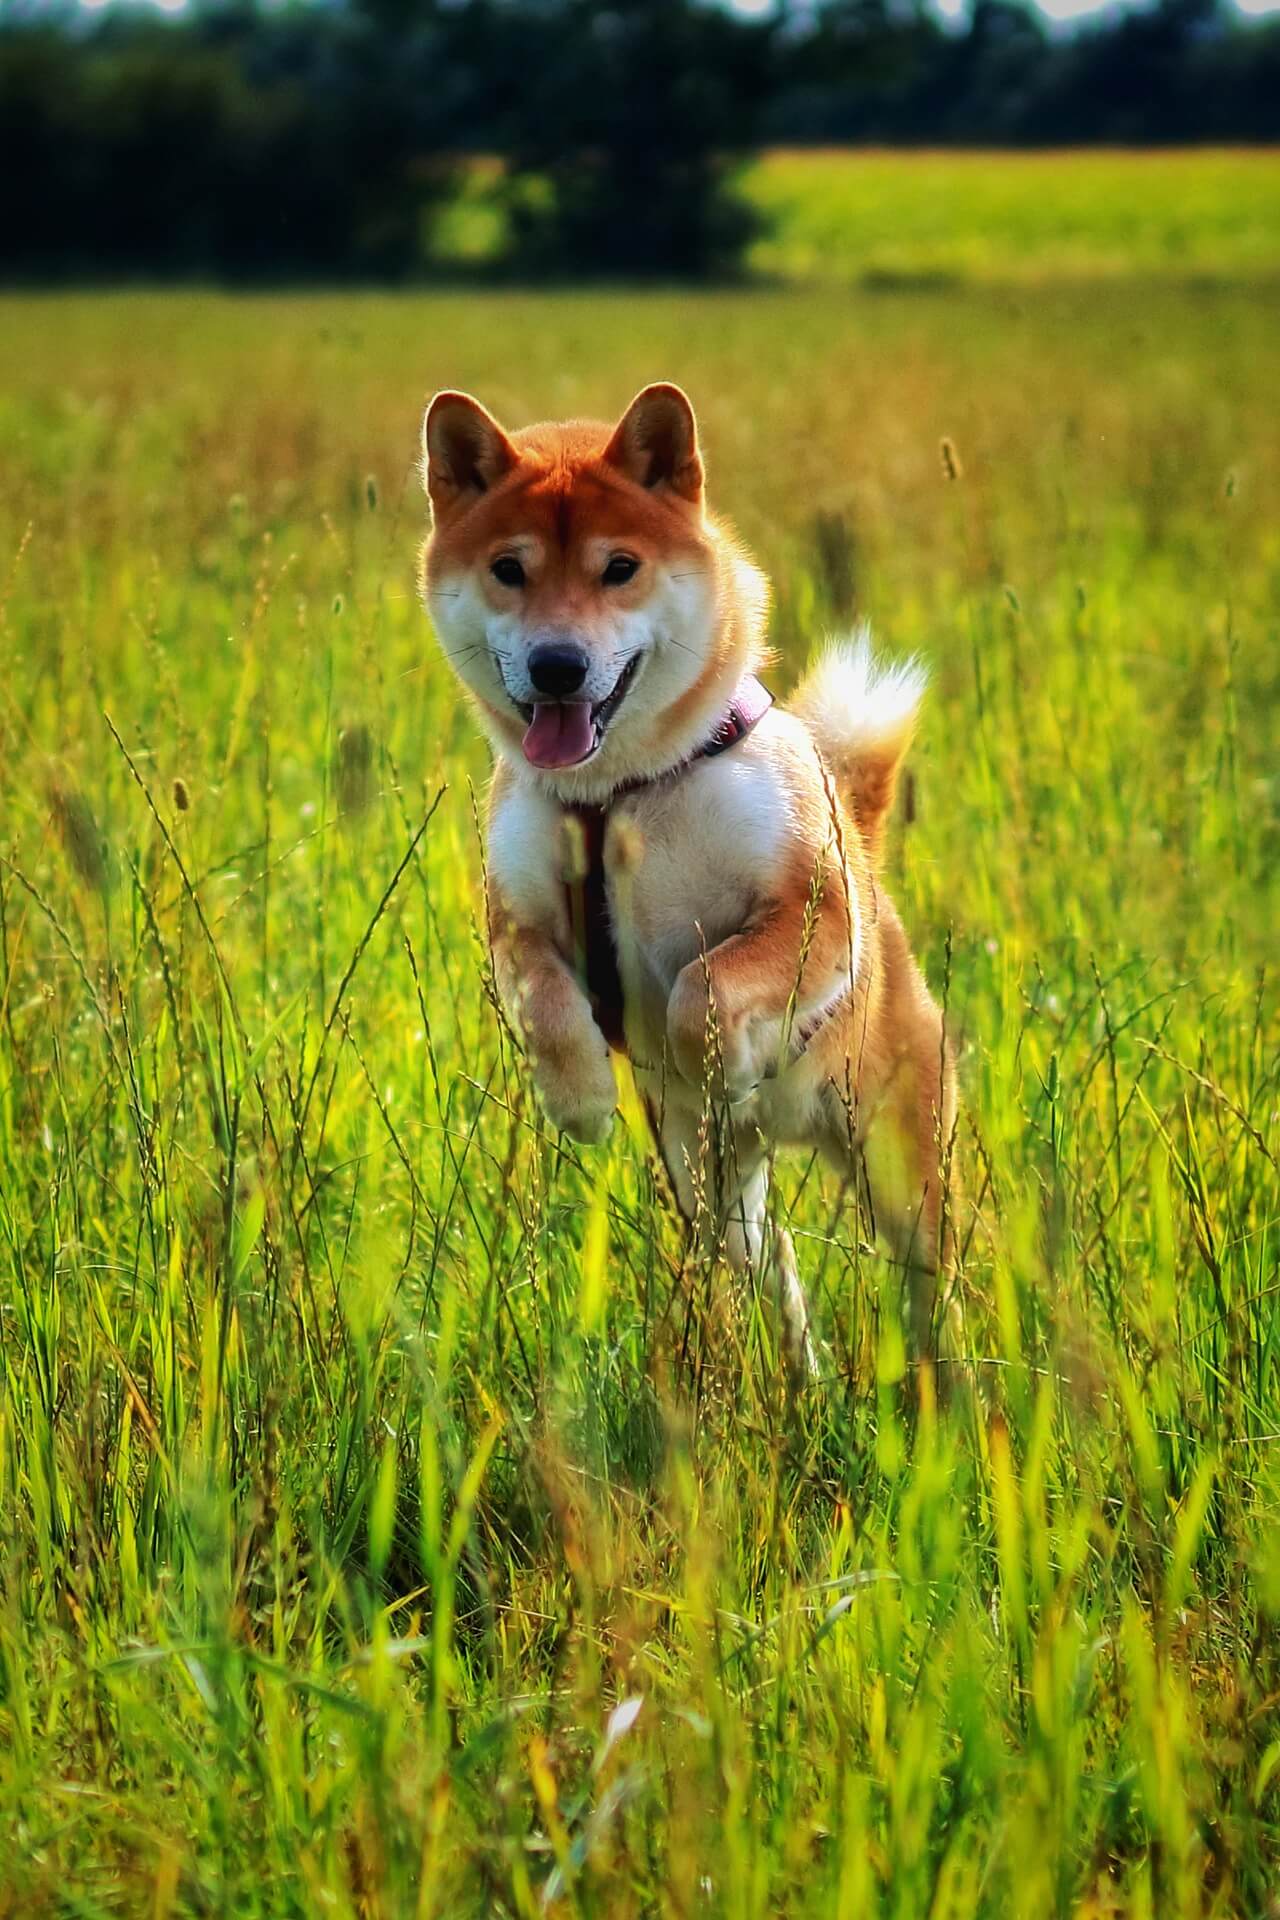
790, 627, 927, 865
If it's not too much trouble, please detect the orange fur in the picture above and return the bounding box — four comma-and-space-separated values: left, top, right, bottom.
423, 384, 956, 1380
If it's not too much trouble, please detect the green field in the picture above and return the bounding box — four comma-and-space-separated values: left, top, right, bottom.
433, 148, 1280, 284
742, 148, 1280, 284
2, 230, 1279, 1914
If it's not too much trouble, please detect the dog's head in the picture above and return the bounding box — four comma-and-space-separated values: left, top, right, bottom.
421, 384, 766, 793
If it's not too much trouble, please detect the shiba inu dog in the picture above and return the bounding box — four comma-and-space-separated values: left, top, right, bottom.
421, 382, 956, 1377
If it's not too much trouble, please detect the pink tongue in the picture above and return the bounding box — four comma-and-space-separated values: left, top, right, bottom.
522, 702, 596, 770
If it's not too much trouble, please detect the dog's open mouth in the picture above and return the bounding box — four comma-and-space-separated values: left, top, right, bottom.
519, 654, 641, 771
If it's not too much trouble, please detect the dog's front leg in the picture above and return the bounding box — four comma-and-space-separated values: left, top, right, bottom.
665, 887, 850, 1102
492, 920, 616, 1144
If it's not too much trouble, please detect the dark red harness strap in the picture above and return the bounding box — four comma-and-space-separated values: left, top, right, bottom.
563, 674, 772, 1056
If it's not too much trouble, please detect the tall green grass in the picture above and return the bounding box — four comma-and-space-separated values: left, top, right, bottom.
0, 278, 1277, 1916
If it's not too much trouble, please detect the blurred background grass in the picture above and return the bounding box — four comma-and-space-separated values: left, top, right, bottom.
429, 149, 1280, 284
740, 148, 1280, 283
0, 233, 1277, 1912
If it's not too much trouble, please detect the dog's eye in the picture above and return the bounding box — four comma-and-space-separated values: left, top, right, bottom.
602, 554, 639, 587
490, 556, 525, 588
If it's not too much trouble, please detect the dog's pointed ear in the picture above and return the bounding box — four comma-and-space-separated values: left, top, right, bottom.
603, 384, 703, 503
423, 391, 518, 516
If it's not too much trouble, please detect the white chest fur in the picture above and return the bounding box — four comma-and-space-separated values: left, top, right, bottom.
488, 713, 828, 1081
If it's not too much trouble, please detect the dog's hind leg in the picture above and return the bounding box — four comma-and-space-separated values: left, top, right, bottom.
821, 1034, 959, 1382
653, 1101, 815, 1384
723, 1162, 815, 1383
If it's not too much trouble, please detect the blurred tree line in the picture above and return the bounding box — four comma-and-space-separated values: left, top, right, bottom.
2, 0, 1277, 281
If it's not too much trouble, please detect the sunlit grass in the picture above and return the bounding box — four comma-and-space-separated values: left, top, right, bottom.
427, 149, 1280, 285
743, 148, 1280, 285
0, 277, 1277, 1915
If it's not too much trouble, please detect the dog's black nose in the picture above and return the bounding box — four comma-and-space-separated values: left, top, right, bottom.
528, 644, 589, 699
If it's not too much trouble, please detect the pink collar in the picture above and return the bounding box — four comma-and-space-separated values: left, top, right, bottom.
694, 673, 773, 763
604, 671, 774, 805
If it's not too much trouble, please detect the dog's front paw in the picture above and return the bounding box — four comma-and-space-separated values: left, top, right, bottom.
666, 965, 712, 1088
543, 1082, 615, 1145
534, 1046, 617, 1145
667, 966, 760, 1102
718, 1029, 764, 1103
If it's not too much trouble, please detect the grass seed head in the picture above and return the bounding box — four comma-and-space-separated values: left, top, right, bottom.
610, 817, 645, 878
940, 436, 963, 482
172, 776, 191, 813
562, 812, 589, 884
335, 723, 376, 818
48, 778, 109, 895
811, 511, 858, 617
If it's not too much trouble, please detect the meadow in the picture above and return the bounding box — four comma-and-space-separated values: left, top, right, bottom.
432, 149, 1280, 286
740, 149, 1280, 285
1, 165, 1279, 1915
